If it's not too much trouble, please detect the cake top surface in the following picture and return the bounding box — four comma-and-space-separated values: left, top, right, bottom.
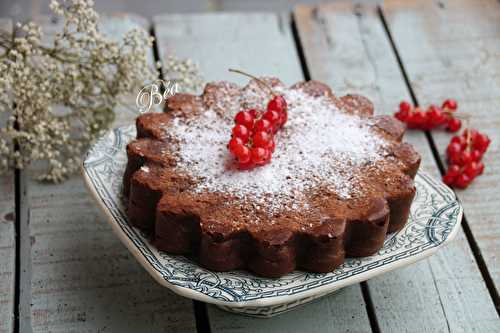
167, 83, 388, 211
130, 78, 417, 233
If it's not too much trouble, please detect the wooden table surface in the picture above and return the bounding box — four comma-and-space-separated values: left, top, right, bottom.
1, 0, 499, 332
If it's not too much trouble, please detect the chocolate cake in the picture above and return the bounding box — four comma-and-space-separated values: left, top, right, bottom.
123, 78, 421, 278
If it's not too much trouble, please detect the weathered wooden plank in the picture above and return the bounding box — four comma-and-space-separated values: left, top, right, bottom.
295, 3, 500, 331
23, 15, 197, 332
154, 12, 304, 85
0, 0, 214, 19
382, 0, 500, 304
0, 18, 16, 333
216, 0, 381, 12
153, 12, 373, 332
207, 286, 370, 333
0, 173, 15, 333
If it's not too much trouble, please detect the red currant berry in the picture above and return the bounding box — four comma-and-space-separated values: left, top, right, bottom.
238, 161, 255, 170
473, 133, 491, 153
407, 110, 426, 129
454, 173, 471, 189
471, 150, 483, 162
446, 142, 462, 157
262, 148, 272, 164
228, 137, 244, 153
267, 139, 276, 152
463, 129, 478, 141
395, 110, 409, 122
234, 111, 255, 129
232, 144, 251, 163
428, 105, 445, 126
443, 172, 458, 186
427, 104, 439, 113
263, 110, 281, 127
447, 164, 461, 178
464, 162, 480, 179
450, 135, 465, 146
423, 112, 435, 130
253, 131, 272, 148
404, 113, 414, 127
399, 101, 411, 113
459, 151, 472, 166
267, 95, 287, 113
251, 147, 269, 165
413, 108, 425, 120
446, 118, 462, 132
279, 111, 288, 126
254, 118, 273, 133
459, 137, 468, 149
442, 99, 458, 111
232, 124, 250, 142
248, 109, 259, 118
476, 161, 485, 175
449, 151, 462, 165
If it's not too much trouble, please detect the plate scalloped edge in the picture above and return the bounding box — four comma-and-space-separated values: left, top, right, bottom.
81, 125, 463, 316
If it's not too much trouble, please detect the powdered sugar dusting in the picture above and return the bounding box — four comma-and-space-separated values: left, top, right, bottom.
167, 86, 388, 212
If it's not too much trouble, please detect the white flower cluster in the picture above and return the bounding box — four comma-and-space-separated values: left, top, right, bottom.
0, 0, 201, 182
162, 55, 204, 94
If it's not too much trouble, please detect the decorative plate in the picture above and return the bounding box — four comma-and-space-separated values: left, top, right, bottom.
82, 125, 463, 318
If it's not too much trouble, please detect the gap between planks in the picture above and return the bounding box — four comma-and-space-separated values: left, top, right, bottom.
14, 167, 31, 333
14, 169, 19, 333
149, 20, 211, 333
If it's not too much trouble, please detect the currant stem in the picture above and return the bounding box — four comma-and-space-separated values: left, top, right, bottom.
228, 68, 276, 96
443, 110, 471, 120
465, 119, 472, 153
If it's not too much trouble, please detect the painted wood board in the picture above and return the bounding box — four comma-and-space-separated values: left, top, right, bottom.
153, 12, 373, 332
0, 18, 16, 333
22, 15, 197, 332
154, 12, 301, 86
294, 3, 500, 331
0, 171, 15, 333
207, 286, 370, 333
382, 0, 500, 303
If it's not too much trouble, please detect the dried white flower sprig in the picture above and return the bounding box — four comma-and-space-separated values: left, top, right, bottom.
162, 55, 204, 94
0, 0, 164, 182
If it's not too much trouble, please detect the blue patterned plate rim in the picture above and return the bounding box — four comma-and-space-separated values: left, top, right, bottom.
82, 125, 463, 308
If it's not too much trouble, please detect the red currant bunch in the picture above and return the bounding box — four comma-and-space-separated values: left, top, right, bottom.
228, 95, 287, 169
443, 128, 491, 188
394, 99, 461, 132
